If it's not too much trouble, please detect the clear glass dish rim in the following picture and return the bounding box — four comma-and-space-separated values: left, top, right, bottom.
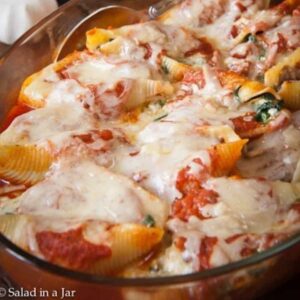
1, 0, 300, 287
2, 232, 300, 287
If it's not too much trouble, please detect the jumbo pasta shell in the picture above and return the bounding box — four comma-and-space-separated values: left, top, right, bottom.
90, 224, 164, 275
157, 1, 182, 24
0, 183, 26, 198
19, 64, 62, 108
217, 70, 247, 90
278, 80, 300, 111
0, 145, 53, 186
196, 125, 240, 143
18, 72, 45, 108
0, 214, 30, 249
292, 158, 300, 182
126, 79, 174, 110
161, 56, 192, 81
237, 81, 279, 103
271, 181, 300, 205
232, 29, 251, 46
210, 139, 248, 177
86, 28, 115, 51
100, 37, 123, 55
265, 48, 300, 88
54, 51, 82, 73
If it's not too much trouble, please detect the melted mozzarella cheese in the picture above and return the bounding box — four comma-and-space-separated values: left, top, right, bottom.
2, 0, 300, 277
164, 178, 300, 272
263, 15, 300, 55
161, 0, 228, 28
200, 0, 243, 50
115, 21, 203, 59
203, 178, 278, 233
19, 158, 167, 226
45, 79, 94, 107
116, 21, 168, 45
65, 56, 161, 85
22, 65, 60, 104
112, 97, 241, 202
0, 102, 97, 150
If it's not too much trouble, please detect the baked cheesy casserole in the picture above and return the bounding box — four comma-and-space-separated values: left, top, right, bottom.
0, 0, 300, 277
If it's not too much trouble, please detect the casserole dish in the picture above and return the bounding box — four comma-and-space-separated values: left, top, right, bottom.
1, 0, 300, 299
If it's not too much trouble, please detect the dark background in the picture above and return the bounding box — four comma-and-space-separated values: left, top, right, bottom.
57, 0, 69, 4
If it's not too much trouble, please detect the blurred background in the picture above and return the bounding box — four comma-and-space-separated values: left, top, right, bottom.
0, 0, 70, 56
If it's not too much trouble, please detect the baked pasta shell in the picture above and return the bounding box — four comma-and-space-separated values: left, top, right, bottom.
278, 80, 300, 111
0, 214, 30, 249
0, 215, 164, 275
86, 28, 115, 51
126, 79, 174, 110
89, 224, 164, 275
265, 48, 300, 88
161, 56, 193, 81
18, 72, 45, 109
210, 139, 248, 177
237, 81, 279, 103
0, 145, 53, 186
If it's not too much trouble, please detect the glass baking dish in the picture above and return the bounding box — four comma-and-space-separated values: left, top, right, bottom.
1, 1, 300, 299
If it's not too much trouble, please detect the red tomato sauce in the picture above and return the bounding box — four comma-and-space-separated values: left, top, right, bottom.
182, 69, 206, 87
174, 236, 187, 251
140, 43, 153, 60
184, 37, 214, 57
291, 202, 300, 214
36, 227, 112, 270
175, 158, 209, 195
199, 236, 218, 270
73, 129, 114, 144
231, 113, 260, 134
1, 104, 32, 133
172, 159, 218, 221
172, 189, 218, 221
230, 113, 263, 138
0, 180, 7, 187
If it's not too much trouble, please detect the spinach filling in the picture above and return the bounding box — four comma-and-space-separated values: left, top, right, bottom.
253, 94, 283, 123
